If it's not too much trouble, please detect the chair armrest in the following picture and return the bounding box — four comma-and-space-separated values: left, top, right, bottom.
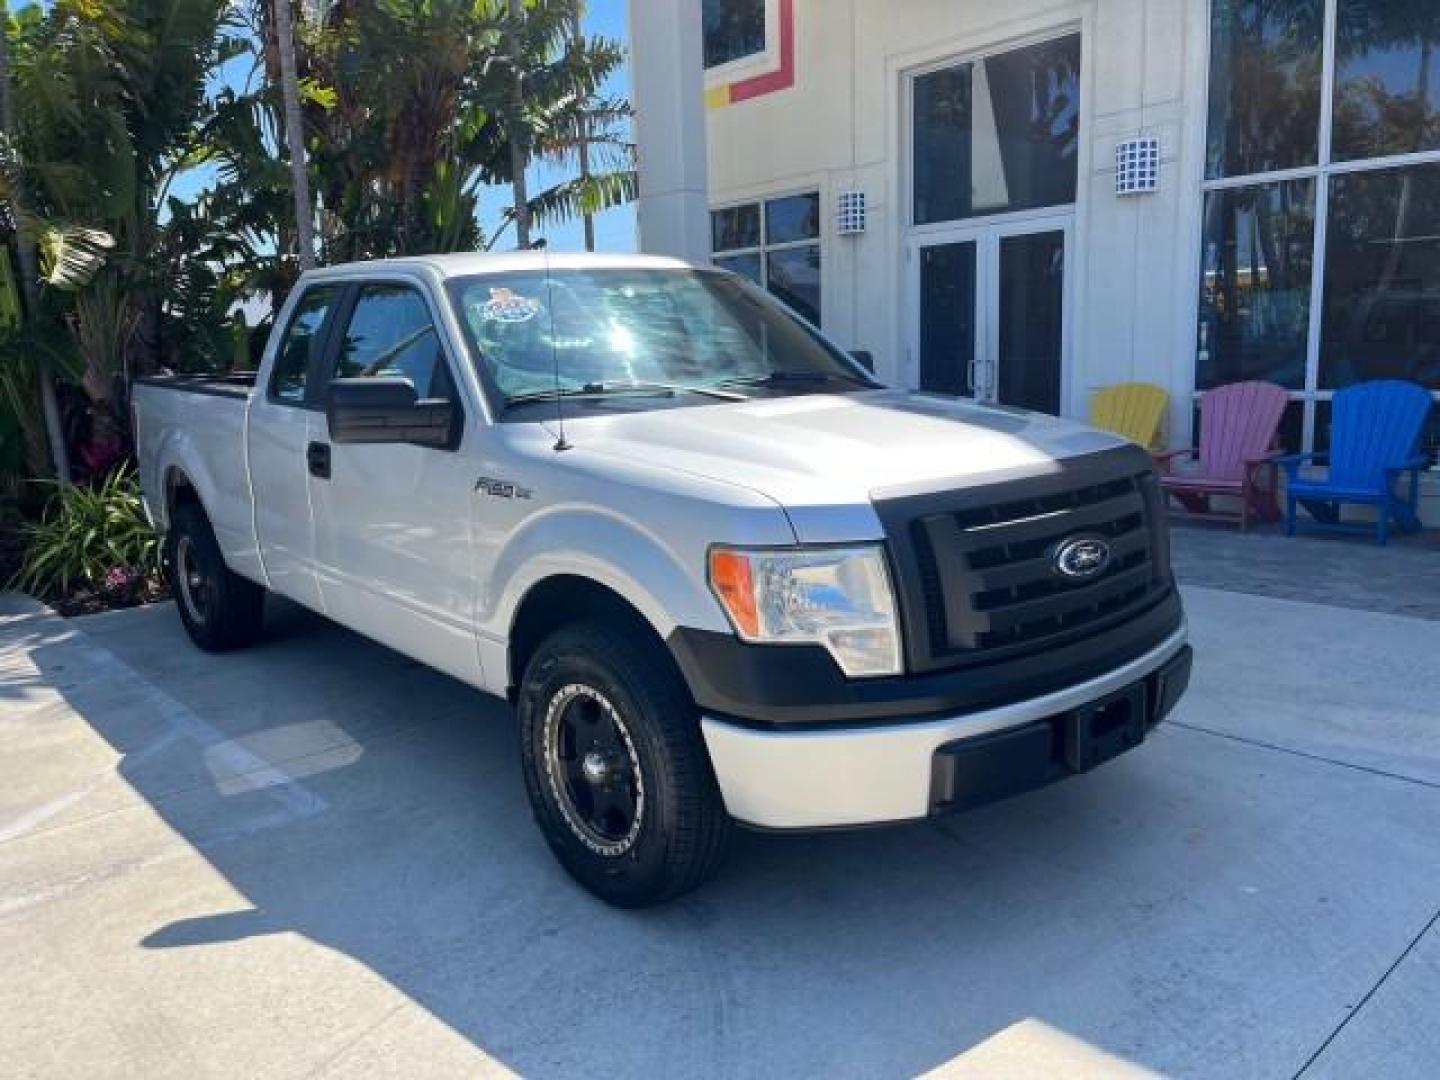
1151, 449, 1193, 475
1271, 451, 1321, 478
1385, 456, 1430, 475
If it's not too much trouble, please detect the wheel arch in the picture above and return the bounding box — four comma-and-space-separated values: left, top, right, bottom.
506, 574, 680, 699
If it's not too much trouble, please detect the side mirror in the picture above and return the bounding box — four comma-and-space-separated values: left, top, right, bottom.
327, 377, 458, 450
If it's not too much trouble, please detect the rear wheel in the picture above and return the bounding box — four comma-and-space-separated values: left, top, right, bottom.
518, 619, 731, 907
166, 503, 265, 652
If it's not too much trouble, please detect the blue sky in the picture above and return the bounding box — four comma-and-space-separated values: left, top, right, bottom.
174, 1, 637, 255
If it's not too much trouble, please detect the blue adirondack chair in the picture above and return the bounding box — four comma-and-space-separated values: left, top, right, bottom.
1277, 380, 1433, 545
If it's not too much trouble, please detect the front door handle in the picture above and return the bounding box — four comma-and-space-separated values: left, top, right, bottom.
306, 441, 331, 479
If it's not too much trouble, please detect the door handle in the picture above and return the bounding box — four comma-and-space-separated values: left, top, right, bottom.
306, 441, 331, 479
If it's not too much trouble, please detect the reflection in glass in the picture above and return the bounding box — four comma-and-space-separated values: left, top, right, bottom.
765, 193, 821, 244
766, 245, 821, 326
1197, 180, 1316, 389
272, 287, 336, 403
711, 204, 760, 253
919, 242, 978, 397
703, 0, 766, 70
1334, 1, 1440, 161
997, 231, 1065, 415
714, 253, 763, 287
1321, 164, 1440, 390
1205, 0, 1323, 179
913, 34, 1080, 225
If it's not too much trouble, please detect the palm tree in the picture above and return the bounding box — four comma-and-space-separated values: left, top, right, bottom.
571, 10, 595, 252
272, 0, 315, 271
507, 0, 533, 249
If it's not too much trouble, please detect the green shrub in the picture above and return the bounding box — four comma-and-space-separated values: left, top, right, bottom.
11, 467, 161, 599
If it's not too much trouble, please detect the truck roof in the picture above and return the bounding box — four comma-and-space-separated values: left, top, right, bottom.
302, 251, 695, 282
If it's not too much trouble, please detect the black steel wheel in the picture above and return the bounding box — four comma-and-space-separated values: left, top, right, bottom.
518, 618, 731, 907
543, 683, 646, 857
165, 503, 265, 653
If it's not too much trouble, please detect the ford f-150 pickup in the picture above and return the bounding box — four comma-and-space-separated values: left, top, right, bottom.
133, 253, 1191, 906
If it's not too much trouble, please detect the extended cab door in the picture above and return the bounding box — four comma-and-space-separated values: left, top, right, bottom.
248, 283, 340, 612
307, 278, 484, 687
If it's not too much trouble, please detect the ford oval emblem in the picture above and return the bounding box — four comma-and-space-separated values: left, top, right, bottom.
1053, 535, 1112, 580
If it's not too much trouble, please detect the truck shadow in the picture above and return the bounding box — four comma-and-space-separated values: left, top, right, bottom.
26, 599, 1318, 1077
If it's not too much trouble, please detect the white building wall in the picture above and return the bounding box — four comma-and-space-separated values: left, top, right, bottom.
706, 0, 1211, 444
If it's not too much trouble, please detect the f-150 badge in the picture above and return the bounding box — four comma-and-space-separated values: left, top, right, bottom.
475, 477, 533, 500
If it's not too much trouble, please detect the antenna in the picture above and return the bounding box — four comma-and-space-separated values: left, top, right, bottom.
543, 246, 571, 452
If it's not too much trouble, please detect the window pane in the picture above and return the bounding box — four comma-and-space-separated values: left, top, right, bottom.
920, 242, 978, 396
714, 252, 762, 285
711, 204, 760, 252
1321, 164, 1440, 390
1205, 0, 1323, 179
1334, 1, 1440, 161
913, 35, 1080, 225
703, 0, 766, 69
1197, 179, 1316, 389
766, 244, 821, 326
271, 287, 335, 404
766, 193, 821, 244
335, 285, 446, 397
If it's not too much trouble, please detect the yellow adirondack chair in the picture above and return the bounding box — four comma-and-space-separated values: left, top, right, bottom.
1089, 382, 1169, 448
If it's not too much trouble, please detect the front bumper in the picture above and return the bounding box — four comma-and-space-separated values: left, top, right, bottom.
700, 629, 1191, 830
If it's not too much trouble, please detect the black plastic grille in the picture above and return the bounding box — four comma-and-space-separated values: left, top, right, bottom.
906, 470, 1169, 664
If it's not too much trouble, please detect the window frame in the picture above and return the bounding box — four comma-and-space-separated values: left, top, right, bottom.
323, 279, 469, 450
711, 188, 823, 328
1197, 0, 1440, 457
702, 0, 779, 83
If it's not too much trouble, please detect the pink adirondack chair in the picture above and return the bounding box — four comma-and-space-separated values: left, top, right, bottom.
1155, 381, 1289, 531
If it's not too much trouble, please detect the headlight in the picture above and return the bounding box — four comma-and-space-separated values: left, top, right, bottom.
707, 544, 902, 678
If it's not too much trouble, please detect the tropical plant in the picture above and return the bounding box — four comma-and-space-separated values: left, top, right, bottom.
224, 0, 636, 262
10, 465, 160, 598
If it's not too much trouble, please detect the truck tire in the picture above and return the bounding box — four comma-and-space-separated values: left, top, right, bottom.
165, 503, 265, 652
518, 619, 732, 907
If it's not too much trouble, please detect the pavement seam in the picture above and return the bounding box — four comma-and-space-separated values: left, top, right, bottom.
1291, 904, 1440, 1079
1164, 720, 1440, 793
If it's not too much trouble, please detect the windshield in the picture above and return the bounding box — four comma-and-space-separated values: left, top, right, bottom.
447, 267, 878, 414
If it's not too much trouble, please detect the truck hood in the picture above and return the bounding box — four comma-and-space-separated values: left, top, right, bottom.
577, 389, 1129, 541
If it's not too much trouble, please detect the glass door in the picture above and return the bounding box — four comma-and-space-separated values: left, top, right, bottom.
993, 221, 1068, 415
917, 236, 982, 397
910, 217, 1071, 414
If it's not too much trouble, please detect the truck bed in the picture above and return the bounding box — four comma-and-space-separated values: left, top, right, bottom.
132, 373, 260, 580
133, 372, 258, 400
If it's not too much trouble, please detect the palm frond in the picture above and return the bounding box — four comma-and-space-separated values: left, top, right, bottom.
38, 225, 116, 291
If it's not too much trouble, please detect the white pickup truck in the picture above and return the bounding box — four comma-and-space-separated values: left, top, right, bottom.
133, 253, 1191, 906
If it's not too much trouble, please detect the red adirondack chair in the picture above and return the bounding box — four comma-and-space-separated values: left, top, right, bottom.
1155, 381, 1290, 531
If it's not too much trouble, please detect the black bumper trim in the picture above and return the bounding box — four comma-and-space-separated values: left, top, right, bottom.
928, 644, 1192, 816
665, 589, 1183, 729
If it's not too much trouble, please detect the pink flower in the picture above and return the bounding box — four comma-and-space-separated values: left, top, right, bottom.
104, 565, 138, 593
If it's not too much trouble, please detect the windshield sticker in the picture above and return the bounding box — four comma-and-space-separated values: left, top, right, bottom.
480, 288, 542, 324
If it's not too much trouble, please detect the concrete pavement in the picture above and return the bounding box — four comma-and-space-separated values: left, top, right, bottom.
1, 586, 1438, 1078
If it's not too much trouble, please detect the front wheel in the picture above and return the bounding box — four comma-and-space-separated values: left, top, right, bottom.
518, 620, 731, 907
